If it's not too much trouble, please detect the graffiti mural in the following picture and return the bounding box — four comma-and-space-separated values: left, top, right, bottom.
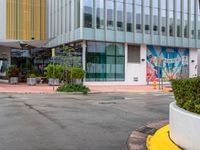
147, 46, 189, 82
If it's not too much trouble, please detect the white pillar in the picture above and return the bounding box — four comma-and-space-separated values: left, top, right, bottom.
189, 49, 198, 78
82, 41, 86, 83
124, 43, 128, 83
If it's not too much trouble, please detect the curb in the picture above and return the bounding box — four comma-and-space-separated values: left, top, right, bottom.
127, 120, 168, 150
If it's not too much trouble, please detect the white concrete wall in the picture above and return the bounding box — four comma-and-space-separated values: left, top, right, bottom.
125, 44, 147, 85
189, 49, 198, 78
170, 102, 200, 150
0, 0, 6, 40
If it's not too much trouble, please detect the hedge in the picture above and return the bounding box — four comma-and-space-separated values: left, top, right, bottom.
171, 77, 200, 114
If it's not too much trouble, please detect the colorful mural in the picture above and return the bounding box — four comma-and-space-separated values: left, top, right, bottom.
147, 46, 189, 82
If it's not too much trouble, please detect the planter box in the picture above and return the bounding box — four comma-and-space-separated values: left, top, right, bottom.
170, 102, 200, 150
27, 78, 37, 86
48, 78, 60, 86
72, 78, 82, 85
10, 77, 18, 84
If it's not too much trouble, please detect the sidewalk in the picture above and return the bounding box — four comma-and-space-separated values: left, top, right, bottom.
0, 83, 172, 93
0, 83, 57, 93
89, 85, 171, 93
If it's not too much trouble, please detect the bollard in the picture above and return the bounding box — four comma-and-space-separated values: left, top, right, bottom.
153, 81, 157, 90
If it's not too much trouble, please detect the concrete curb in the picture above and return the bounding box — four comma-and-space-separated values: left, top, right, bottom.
127, 120, 169, 150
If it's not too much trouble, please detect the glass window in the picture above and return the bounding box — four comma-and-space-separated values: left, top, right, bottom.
86, 42, 125, 81
153, 0, 159, 34
126, 0, 133, 32
190, 0, 195, 39
96, 0, 104, 29
117, 0, 124, 31
84, 0, 93, 28
198, 15, 200, 39
169, 0, 174, 36
184, 13, 189, 38
107, 0, 114, 30
176, 0, 182, 37
135, 0, 142, 33
75, 0, 80, 28
161, 0, 167, 35
144, 0, 150, 34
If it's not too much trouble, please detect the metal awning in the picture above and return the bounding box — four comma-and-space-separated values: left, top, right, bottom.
0, 38, 54, 49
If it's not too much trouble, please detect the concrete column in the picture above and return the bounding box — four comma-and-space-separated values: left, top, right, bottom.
82, 41, 87, 82
189, 49, 198, 77
124, 43, 128, 83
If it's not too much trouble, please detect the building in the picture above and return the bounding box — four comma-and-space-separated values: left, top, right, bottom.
0, 0, 199, 85
46, 0, 199, 85
0, 0, 46, 80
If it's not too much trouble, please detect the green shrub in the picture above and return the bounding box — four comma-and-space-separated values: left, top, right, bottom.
29, 74, 37, 78
44, 64, 64, 79
71, 67, 85, 79
6, 65, 20, 78
57, 84, 90, 94
172, 77, 200, 114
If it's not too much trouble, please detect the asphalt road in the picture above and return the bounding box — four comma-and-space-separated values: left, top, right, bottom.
0, 92, 174, 150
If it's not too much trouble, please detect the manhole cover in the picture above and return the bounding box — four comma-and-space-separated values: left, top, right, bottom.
99, 102, 117, 105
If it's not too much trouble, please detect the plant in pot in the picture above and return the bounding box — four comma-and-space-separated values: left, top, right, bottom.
71, 67, 85, 84
44, 64, 64, 86
6, 65, 20, 84
27, 73, 37, 86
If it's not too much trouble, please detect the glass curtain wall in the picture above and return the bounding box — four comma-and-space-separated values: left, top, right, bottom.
169, 0, 174, 36
184, 0, 189, 38
86, 42, 125, 81
126, 0, 133, 32
153, 0, 159, 34
96, 0, 104, 29
84, 0, 93, 28
190, 0, 195, 39
161, 0, 167, 35
198, 0, 200, 39
117, 0, 124, 31
135, 0, 142, 33
144, 0, 150, 34
107, 0, 114, 30
75, 0, 80, 29
176, 0, 182, 37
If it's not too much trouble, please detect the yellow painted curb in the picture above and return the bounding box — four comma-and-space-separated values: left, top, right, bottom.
146, 125, 181, 150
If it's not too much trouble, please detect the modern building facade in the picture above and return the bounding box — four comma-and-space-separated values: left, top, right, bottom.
0, 0, 46, 79
46, 0, 199, 85
0, 0, 199, 84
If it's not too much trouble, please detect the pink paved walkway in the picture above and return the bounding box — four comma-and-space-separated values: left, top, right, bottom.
0, 83, 171, 93
89, 85, 163, 93
0, 83, 57, 93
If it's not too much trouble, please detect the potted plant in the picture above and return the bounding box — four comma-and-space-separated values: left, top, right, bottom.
71, 67, 85, 84
6, 65, 20, 84
44, 64, 64, 86
27, 74, 37, 86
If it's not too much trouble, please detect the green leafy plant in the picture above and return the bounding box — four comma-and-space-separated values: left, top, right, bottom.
71, 67, 85, 79
44, 64, 64, 79
6, 65, 20, 78
172, 77, 200, 114
29, 74, 37, 78
57, 84, 90, 94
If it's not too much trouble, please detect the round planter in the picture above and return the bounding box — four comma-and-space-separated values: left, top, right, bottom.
10, 77, 19, 84
48, 78, 60, 86
170, 102, 200, 150
27, 78, 37, 86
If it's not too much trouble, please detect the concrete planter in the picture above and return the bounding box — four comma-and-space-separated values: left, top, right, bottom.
72, 78, 82, 85
170, 102, 200, 150
10, 77, 19, 84
48, 78, 60, 86
27, 78, 37, 86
